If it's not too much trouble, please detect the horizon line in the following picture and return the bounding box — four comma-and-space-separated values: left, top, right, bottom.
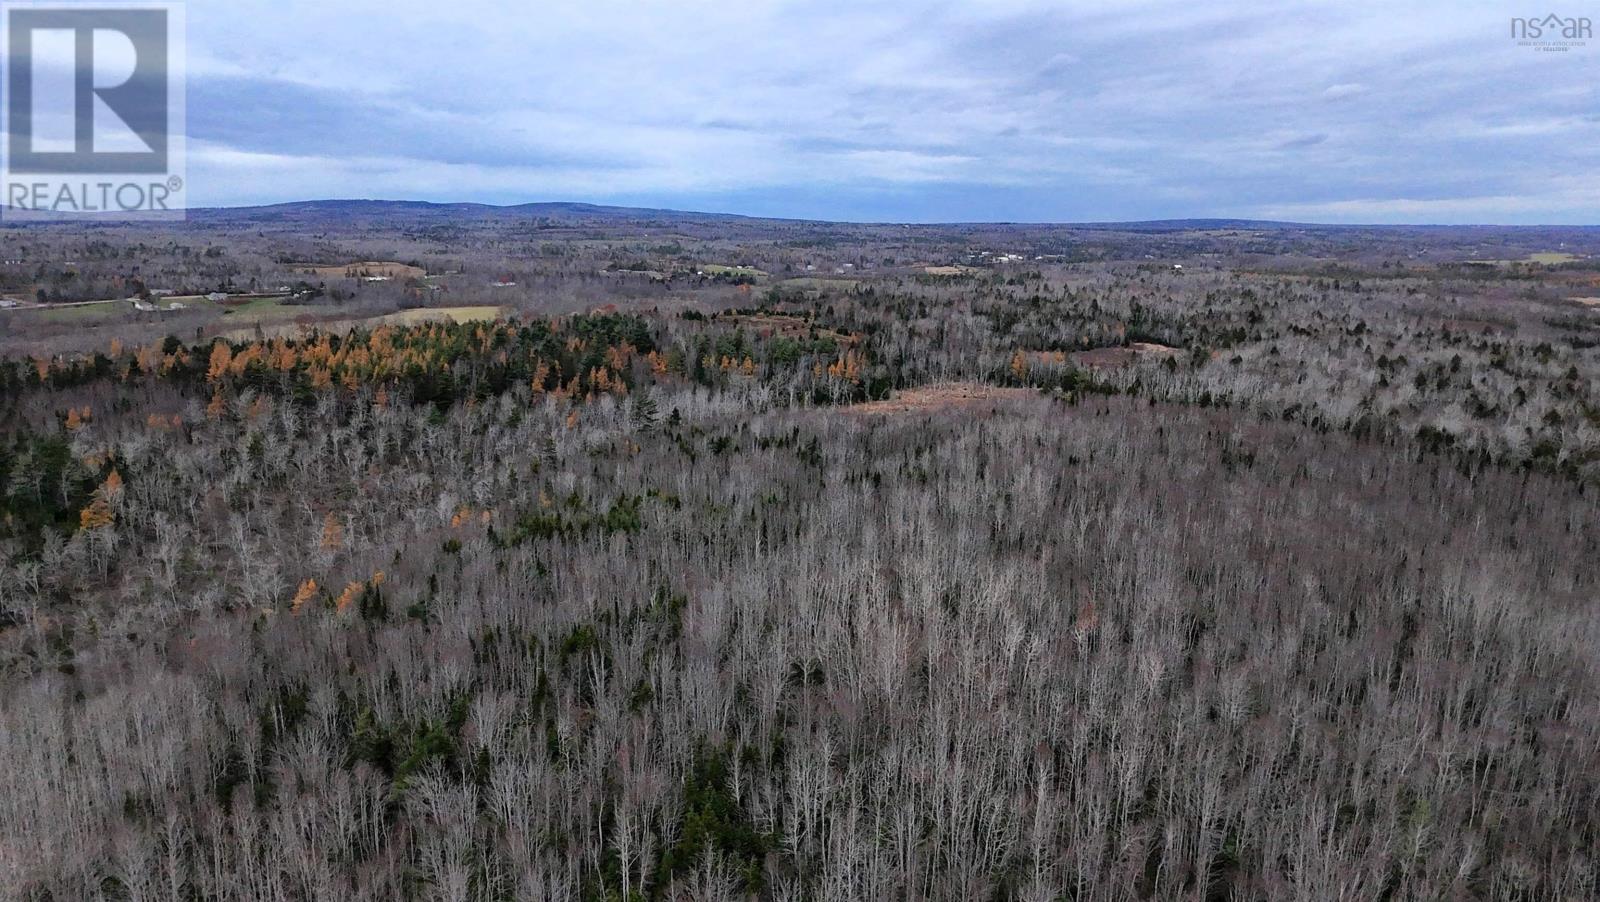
198, 198, 1600, 230
7, 197, 1600, 230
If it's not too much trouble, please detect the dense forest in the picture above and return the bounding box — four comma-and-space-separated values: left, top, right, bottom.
1, 215, 1597, 900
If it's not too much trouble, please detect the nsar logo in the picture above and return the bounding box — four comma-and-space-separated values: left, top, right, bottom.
1510, 13, 1592, 51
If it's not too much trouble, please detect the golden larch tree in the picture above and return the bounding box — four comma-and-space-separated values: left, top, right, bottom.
290, 579, 318, 616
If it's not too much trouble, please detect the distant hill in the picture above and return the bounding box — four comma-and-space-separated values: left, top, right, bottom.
28, 198, 1600, 232
190, 202, 1326, 229
185, 199, 767, 226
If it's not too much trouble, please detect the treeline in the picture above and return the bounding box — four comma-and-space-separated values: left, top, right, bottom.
0, 312, 878, 415
0, 315, 656, 406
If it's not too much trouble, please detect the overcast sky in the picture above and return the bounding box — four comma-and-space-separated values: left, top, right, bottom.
183, 0, 1599, 223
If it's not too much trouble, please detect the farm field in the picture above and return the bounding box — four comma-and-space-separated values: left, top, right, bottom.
3, 300, 133, 325
1466, 251, 1586, 265
213, 295, 300, 317
290, 260, 427, 279
374, 305, 504, 325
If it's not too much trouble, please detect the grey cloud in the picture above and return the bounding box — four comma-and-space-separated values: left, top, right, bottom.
1275, 133, 1329, 150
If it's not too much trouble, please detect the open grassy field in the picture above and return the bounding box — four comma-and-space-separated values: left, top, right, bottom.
3, 294, 304, 330
374, 305, 503, 325
214, 296, 301, 319
291, 261, 427, 280
1467, 251, 1584, 265
5, 301, 129, 325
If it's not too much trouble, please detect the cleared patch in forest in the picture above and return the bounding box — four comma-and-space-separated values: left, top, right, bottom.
847, 382, 1035, 415
1068, 342, 1182, 368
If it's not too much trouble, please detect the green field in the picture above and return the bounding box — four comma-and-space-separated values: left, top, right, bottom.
4, 301, 138, 325
214, 296, 300, 319
1, 294, 301, 328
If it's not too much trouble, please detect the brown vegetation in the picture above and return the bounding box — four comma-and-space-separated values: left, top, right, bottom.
849, 381, 1036, 414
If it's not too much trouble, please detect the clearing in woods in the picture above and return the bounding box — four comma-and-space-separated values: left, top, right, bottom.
1065, 342, 1183, 368
847, 382, 1035, 415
